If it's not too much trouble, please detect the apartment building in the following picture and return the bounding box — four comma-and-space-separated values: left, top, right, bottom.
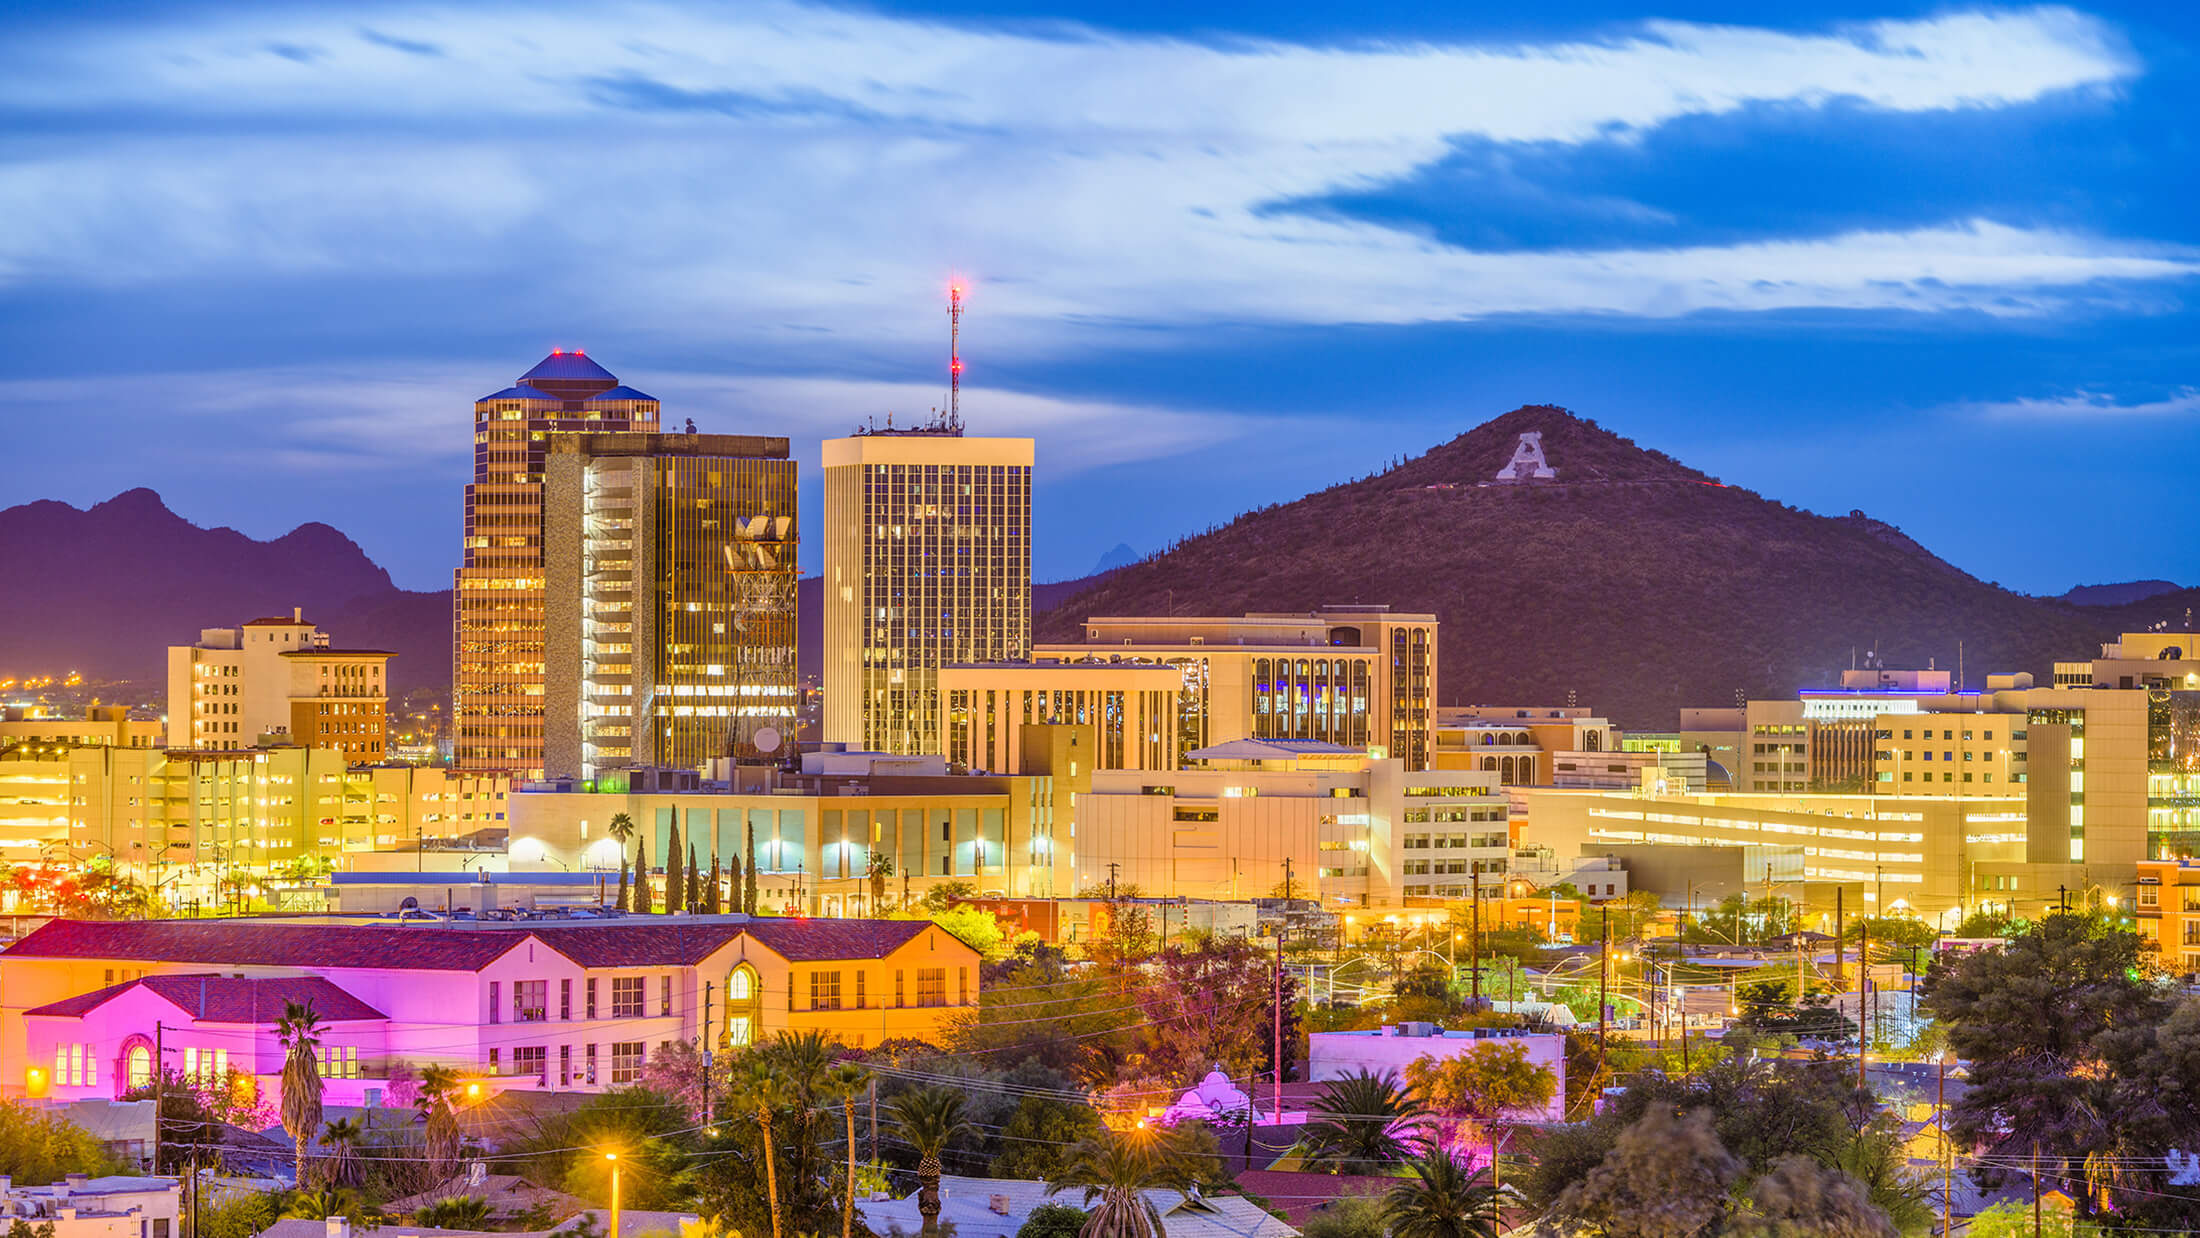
2, 917, 980, 1102
1035, 605, 1438, 769
165, 610, 391, 761
2136, 858, 2200, 976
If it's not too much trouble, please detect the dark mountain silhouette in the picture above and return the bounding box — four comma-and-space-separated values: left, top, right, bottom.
1032, 405, 2141, 729
0, 489, 448, 695
2059, 580, 2185, 607
1092, 542, 1140, 575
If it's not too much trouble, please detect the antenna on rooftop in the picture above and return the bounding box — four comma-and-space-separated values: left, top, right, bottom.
948, 281, 965, 433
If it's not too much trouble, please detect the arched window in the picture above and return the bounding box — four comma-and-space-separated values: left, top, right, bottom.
724, 964, 762, 1048
126, 1043, 152, 1092
1482, 757, 1497, 772
1584, 731, 1602, 752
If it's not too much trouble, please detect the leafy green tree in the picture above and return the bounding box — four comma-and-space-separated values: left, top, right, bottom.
887, 1086, 969, 1237
1925, 913, 2170, 1216
1841, 916, 1936, 953
276, 999, 325, 1186
0, 1099, 118, 1182
1049, 1128, 1197, 1238
990, 1095, 1104, 1180
1014, 1203, 1088, 1238
504, 1085, 700, 1211
1383, 1150, 1504, 1238
1403, 1040, 1557, 1142
1551, 1108, 1742, 1238
1297, 1069, 1428, 1174
191, 1190, 280, 1238
1298, 1195, 1388, 1238
1728, 1155, 1897, 1238
1951, 907, 2019, 939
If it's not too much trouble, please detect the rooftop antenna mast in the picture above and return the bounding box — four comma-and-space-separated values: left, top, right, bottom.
948, 282, 965, 432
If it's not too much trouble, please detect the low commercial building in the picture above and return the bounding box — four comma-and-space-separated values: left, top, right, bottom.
1306, 1024, 1567, 1121
2, 915, 980, 1101
2136, 858, 2200, 977
1072, 739, 1506, 908
1433, 705, 1616, 787
0, 706, 161, 750
1034, 605, 1437, 769
0, 1175, 179, 1238
938, 660, 1182, 772
506, 742, 1086, 912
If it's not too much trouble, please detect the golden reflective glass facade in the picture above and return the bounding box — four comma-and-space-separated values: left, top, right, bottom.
455, 354, 657, 776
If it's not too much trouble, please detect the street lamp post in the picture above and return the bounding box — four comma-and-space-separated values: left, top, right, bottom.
605, 1153, 620, 1238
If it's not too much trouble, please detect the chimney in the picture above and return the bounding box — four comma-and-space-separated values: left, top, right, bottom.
989, 1196, 1011, 1216
327, 1216, 351, 1238
294, 607, 303, 623
64, 1176, 88, 1186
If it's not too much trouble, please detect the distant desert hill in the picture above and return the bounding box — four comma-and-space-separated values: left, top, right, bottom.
1033, 405, 2134, 728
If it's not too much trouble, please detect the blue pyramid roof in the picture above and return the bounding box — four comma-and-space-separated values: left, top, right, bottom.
521, 351, 617, 384
585, 384, 657, 403
478, 384, 562, 402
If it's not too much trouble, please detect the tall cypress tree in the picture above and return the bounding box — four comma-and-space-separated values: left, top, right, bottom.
704, 856, 722, 914
727, 851, 744, 916
743, 819, 759, 914
633, 837, 652, 914
665, 818, 685, 914
615, 851, 629, 912
686, 842, 701, 911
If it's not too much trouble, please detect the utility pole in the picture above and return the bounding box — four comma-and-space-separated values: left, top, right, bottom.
2031, 1140, 2042, 1238
1834, 887, 1845, 991
1107, 862, 1120, 902
1597, 907, 1611, 1074
1857, 920, 1871, 1095
152, 1022, 163, 1173
1939, 1053, 1952, 1238
870, 1080, 879, 1163
1469, 871, 1482, 1008
1272, 931, 1284, 1129
1280, 857, 1294, 903
608, 1153, 623, 1238
700, 982, 713, 1126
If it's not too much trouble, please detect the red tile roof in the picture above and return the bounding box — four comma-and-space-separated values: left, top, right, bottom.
3, 920, 532, 971
737, 918, 940, 961
26, 974, 386, 1023
4, 917, 956, 972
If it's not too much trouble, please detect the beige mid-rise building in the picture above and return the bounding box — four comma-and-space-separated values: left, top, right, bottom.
1035, 606, 1438, 768
165, 610, 391, 762
938, 660, 1182, 772
821, 428, 1034, 755
455, 353, 660, 777
541, 432, 798, 779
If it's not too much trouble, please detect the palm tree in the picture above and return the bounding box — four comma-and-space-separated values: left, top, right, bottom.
735, 1059, 789, 1238
415, 1064, 463, 1175
1296, 1069, 1429, 1174
887, 1086, 969, 1237
281, 1187, 362, 1220
277, 1000, 326, 1186
1384, 1148, 1506, 1238
608, 812, 636, 911
415, 1195, 493, 1229
319, 1117, 364, 1187
1050, 1128, 1196, 1238
827, 1062, 870, 1238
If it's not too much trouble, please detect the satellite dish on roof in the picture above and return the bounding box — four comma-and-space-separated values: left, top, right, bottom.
753, 726, 783, 754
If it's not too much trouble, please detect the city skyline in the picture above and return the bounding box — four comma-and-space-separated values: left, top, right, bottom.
3, 1, 2197, 593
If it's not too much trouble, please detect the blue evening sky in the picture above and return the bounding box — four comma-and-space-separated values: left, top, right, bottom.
2, 1, 2195, 592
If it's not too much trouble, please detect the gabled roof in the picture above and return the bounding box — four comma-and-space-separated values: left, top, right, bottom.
27, 974, 386, 1023
3, 920, 533, 971
527, 923, 745, 968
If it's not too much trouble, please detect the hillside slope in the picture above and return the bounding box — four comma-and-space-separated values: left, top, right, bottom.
1036, 406, 2114, 728
0, 489, 449, 694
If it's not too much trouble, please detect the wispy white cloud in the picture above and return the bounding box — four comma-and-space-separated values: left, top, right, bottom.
1965, 387, 2200, 419
0, 366, 1280, 477
0, 2, 2179, 352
